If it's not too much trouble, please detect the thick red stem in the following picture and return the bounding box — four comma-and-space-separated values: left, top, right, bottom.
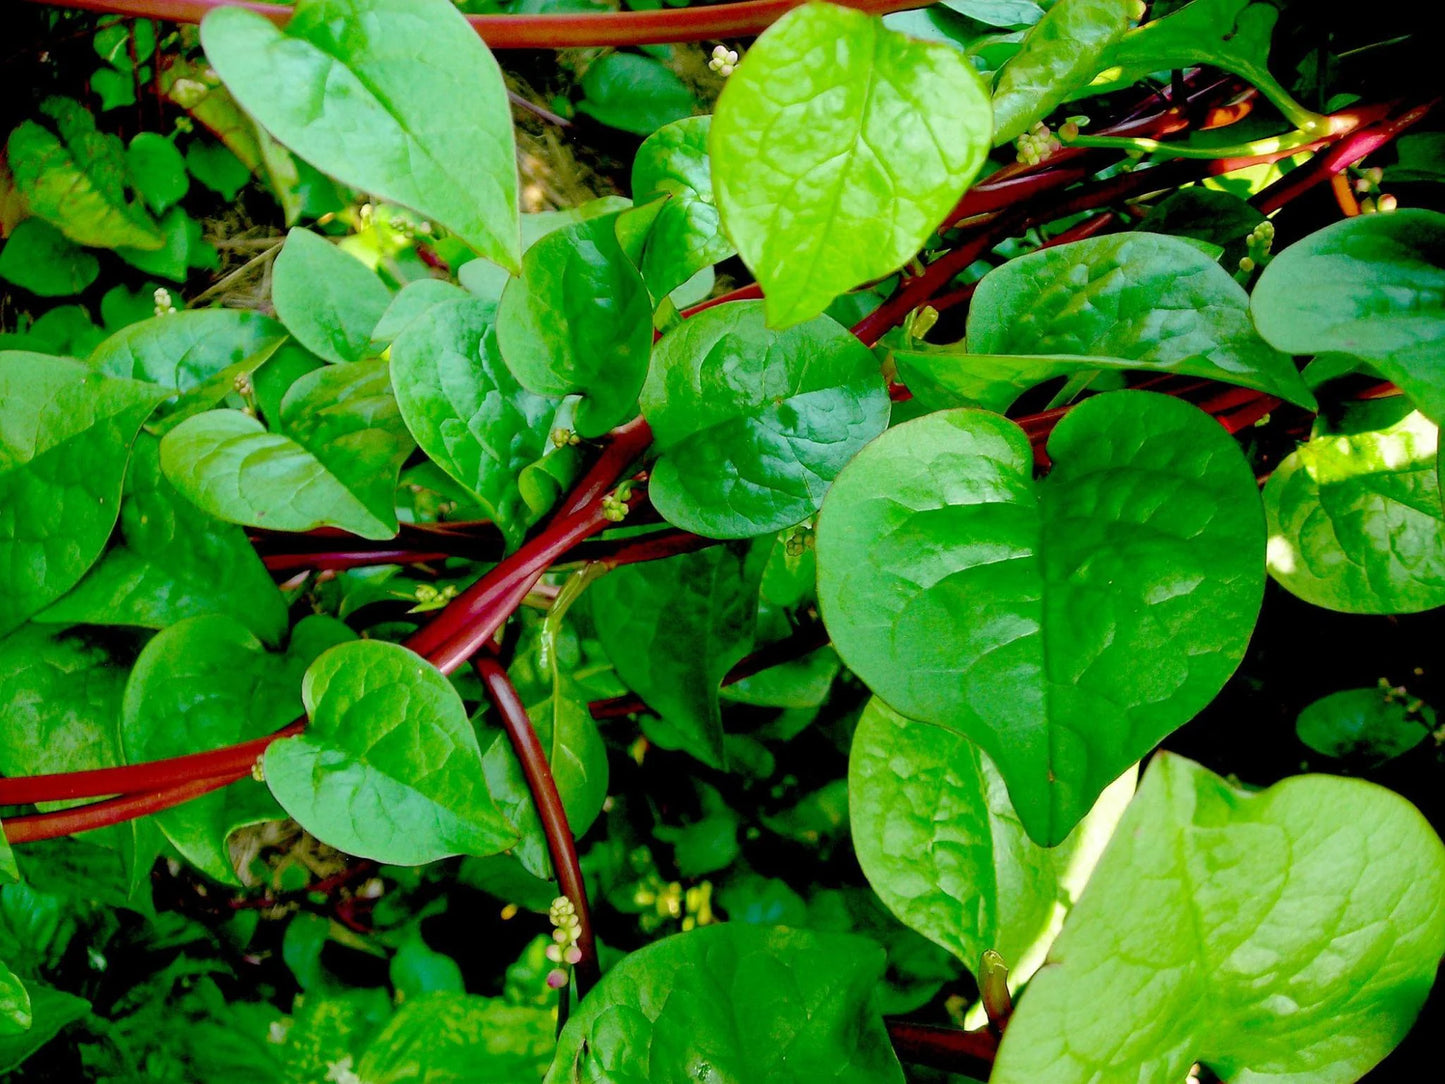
885, 1020, 998, 1078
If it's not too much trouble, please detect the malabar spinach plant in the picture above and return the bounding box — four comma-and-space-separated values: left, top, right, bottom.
3, 0, 1444, 1080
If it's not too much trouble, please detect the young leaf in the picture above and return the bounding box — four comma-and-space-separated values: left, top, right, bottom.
88, 308, 288, 398
357, 994, 555, 1082
1297, 686, 1434, 766
159, 358, 414, 540
5, 97, 164, 251
960, 231, 1315, 409
591, 545, 760, 769
201, 0, 521, 271
625, 116, 735, 300
816, 391, 1265, 845
711, 1, 992, 327
271, 228, 393, 364
989, 0, 1132, 145
0, 218, 100, 298
0, 354, 166, 636
991, 754, 1445, 1084
850, 697, 1134, 989
391, 297, 566, 548
1251, 210, 1445, 423
642, 300, 890, 538
1263, 409, 1445, 613
37, 435, 289, 646
264, 640, 518, 865
495, 215, 652, 437
120, 614, 354, 883
545, 924, 904, 1084
125, 132, 188, 216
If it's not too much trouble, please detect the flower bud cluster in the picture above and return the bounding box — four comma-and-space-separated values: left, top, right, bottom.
1016, 121, 1062, 166
153, 287, 177, 317
708, 45, 739, 77
544, 895, 584, 989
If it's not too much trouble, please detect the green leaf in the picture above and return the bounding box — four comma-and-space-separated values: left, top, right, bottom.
201, 0, 521, 271
0, 834, 15, 886
357, 994, 555, 1083
0, 984, 89, 1073
546, 924, 903, 1084
184, 140, 254, 202
5, 97, 163, 251
271, 228, 393, 364
264, 639, 517, 865
1297, 686, 1435, 766
391, 297, 566, 548
37, 435, 288, 645
115, 205, 214, 283
1263, 409, 1445, 613
125, 132, 188, 215
1251, 210, 1445, 423
943, 0, 1044, 26
591, 545, 760, 769
120, 614, 354, 883
496, 215, 652, 437
370, 278, 469, 345
0, 218, 100, 297
850, 697, 1134, 988
816, 391, 1265, 845
711, 1, 992, 327
576, 53, 697, 137
0, 623, 126, 783
626, 116, 734, 300
0, 963, 27, 1036
641, 300, 890, 538
990, 0, 1131, 145
159, 358, 414, 539
88, 308, 287, 399
0, 354, 166, 636
955, 231, 1314, 410
991, 754, 1445, 1084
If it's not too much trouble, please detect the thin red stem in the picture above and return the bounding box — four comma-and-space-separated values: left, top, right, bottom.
3, 775, 240, 843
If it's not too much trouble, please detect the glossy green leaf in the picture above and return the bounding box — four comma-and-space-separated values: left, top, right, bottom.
816, 391, 1265, 845
546, 924, 903, 1084
1263, 409, 1445, 613
4, 97, 163, 250
495, 215, 652, 437
1251, 210, 1445, 423
990, 0, 1131, 145
88, 308, 287, 398
0, 984, 88, 1073
391, 298, 566, 548
120, 614, 353, 883
992, 753, 1445, 1084
264, 640, 517, 865
943, 0, 1044, 25
642, 301, 890, 538
201, 0, 521, 271
115, 205, 215, 284
0, 964, 28, 1036
0, 218, 99, 297
576, 53, 697, 137
125, 131, 188, 215
0, 354, 166, 636
37, 436, 287, 643
271, 228, 393, 364
159, 358, 414, 539
961, 231, 1315, 409
626, 116, 734, 300
850, 697, 1133, 988
0, 623, 126, 782
712, 1, 992, 327
370, 278, 469, 345
357, 994, 554, 1083
1297, 686, 1434, 765
591, 545, 760, 769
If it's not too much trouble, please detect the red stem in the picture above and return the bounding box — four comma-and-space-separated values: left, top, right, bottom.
2, 775, 240, 843
24, 0, 926, 47
474, 650, 599, 995
885, 1020, 998, 1078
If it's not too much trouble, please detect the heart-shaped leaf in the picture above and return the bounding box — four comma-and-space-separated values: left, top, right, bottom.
0, 354, 166, 636
641, 301, 891, 538
816, 391, 1265, 844
271, 228, 393, 364
38, 435, 288, 645
1297, 686, 1434, 766
545, 924, 904, 1084
850, 697, 1134, 989
958, 231, 1315, 409
120, 614, 353, 883
391, 297, 569, 548
495, 215, 652, 437
201, 0, 520, 270
1251, 210, 1445, 423
88, 309, 287, 399
711, 1, 992, 327
159, 358, 414, 539
0, 219, 100, 298
991, 754, 1445, 1084
1263, 407, 1445, 613
264, 639, 517, 865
